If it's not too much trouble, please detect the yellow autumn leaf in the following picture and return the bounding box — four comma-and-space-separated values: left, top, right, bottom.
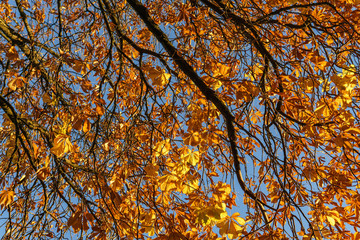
213, 182, 232, 201
288, 0, 298, 4
313, 229, 323, 240
344, 127, 360, 135
182, 178, 199, 194
96, 103, 105, 116
141, 210, 156, 236
153, 139, 170, 157
332, 74, 356, 93
195, 203, 227, 226
228, 221, 243, 239
299, 77, 321, 92
83, 118, 91, 132
172, 160, 190, 175
354, 232, 360, 240
181, 150, 200, 166
327, 210, 341, 225
214, 63, 230, 77
216, 213, 245, 239
184, 131, 201, 146
212, 79, 222, 90
42, 92, 52, 104
33, 142, 39, 159
50, 134, 74, 157
109, 171, 126, 192
231, 212, 246, 225
334, 94, 352, 107
6, 46, 19, 60
72, 116, 83, 131
37, 166, 51, 181
208, 203, 228, 220
326, 216, 335, 226
0, 190, 15, 209
148, 67, 171, 86
331, 66, 357, 100
310, 55, 328, 71
159, 174, 178, 192
314, 102, 331, 118
8, 77, 25, 91
196, 209, 212, 226
244, 63, 263, 81
102, 141, 110, 151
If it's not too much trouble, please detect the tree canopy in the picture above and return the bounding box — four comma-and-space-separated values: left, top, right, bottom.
0, 0, 360, 239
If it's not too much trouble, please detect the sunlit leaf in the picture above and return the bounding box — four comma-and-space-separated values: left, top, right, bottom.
37, 166, 51, 181
50, 134, 74, 157
0, 190, 15, 210
181, 150, 200, 166
148, 67, 171, 86
153, 139, 171, 157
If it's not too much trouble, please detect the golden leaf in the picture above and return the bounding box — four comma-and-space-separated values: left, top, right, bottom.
214, 63, 231, 77
153, 139, 170, 157
50, 134, 74, 157
42, 93, 52, 104
110, 174, 124, 192
159, 174, 178, 192
216, 212, 245, 239
148, 67, 171, 86
0, 190, 15, 209
314, 102, 331, 118
181, 178, 199, 194
181, 150, 200, 166
96, 104, 105, 116
37, 166, 51, 181
33, 142, 39, 159
195, 203, 227, 226
344, 127, 360, 135
67, 210, 89, 233
8, 77, 25, 91
83, 118, 91, 132
141, 210, 156, 236
6, 46, 19, 60
184, 132, 200, 146
326, 216, 335, 226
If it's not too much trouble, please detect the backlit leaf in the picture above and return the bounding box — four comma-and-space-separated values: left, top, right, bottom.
50, 134, 74, 157
0, 190, 15, 209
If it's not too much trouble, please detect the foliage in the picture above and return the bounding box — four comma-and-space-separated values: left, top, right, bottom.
0, 0, 360, 239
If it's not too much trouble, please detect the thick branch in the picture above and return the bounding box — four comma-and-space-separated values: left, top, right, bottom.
126, 0, 273, 221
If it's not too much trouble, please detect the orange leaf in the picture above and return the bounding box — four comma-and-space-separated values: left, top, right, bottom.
33, 142, 39, 159
153, 139, 170, 157
6, 46, 19, 60
96, 104, 105, 116
216, 213, 245, 239
181, 150, 200, 166
50, 134, 74, 157
37, 166, 51, 181
0, 190, 15, 209
83, 118, 91, 132
184, 132, 200, 146
8, 77, 25, 91
148, 67, 171, 86
72, 116, 84, 131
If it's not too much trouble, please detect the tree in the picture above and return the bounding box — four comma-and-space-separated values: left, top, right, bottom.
0, 0, 359, 239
